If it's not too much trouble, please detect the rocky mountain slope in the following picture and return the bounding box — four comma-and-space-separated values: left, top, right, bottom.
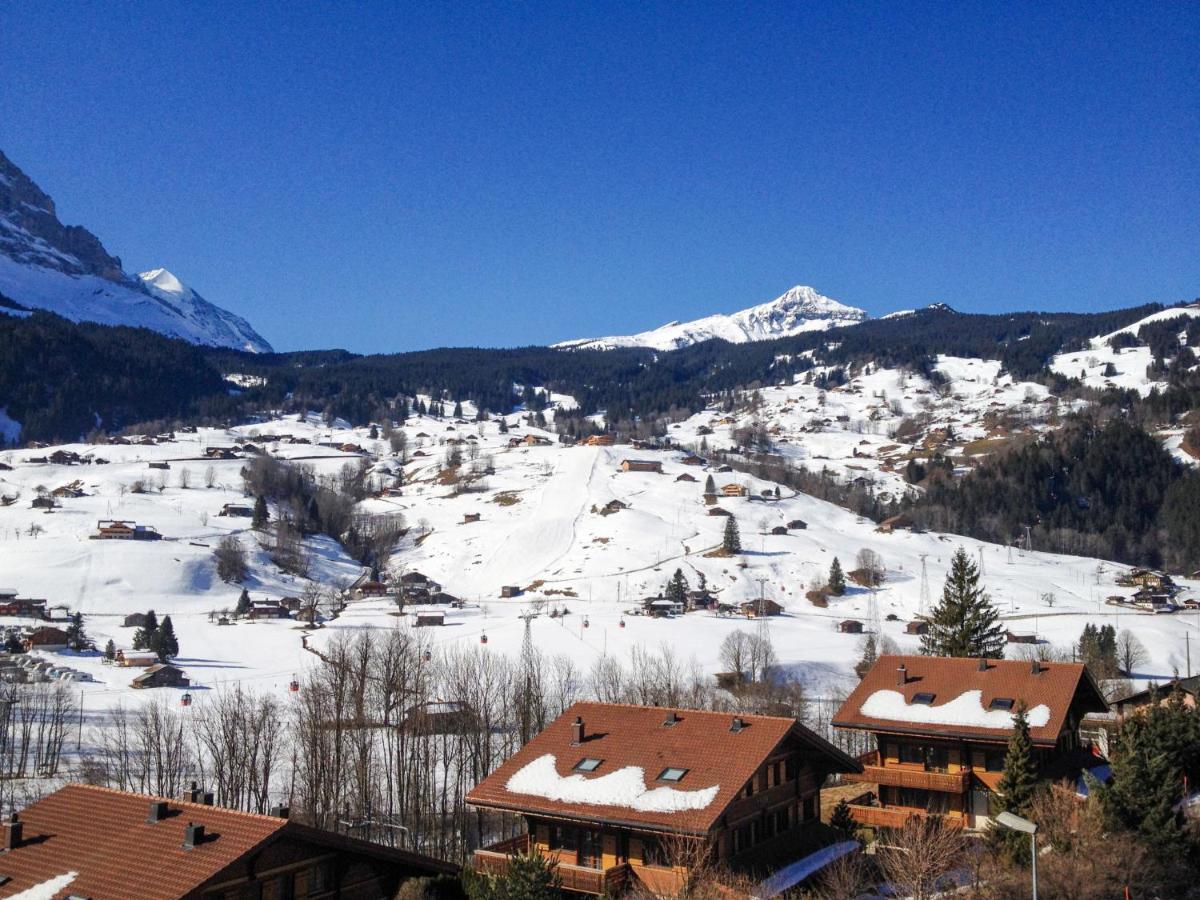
555, 284, 867, 350
0, 150, 272, 352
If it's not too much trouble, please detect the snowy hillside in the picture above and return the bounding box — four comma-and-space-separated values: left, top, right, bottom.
1, 405, 1195, 715
0, 149, 272, 352
555, 285, 866, 351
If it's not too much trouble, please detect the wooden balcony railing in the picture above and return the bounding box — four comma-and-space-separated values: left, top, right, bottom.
473, 836, 630, 896
847, 802, 966, 830
846, 750, 970, 793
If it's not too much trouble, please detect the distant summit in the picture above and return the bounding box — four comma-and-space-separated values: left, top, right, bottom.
0, 150, 272, 352
555, 285, 867, 351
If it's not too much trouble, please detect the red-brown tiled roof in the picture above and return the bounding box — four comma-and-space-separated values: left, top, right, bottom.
465, 702, 859, 836
0, 783, 286, 899
833, 655, 1109, 747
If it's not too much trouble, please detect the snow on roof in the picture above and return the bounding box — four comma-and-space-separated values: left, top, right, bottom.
860, 689, 1051, 730
505, 753, 719, 814
8, 871, 78, 900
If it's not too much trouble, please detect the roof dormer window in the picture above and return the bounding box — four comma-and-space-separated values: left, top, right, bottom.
912, 692, 936, 705
573, 758, 603, 772
657, 767, 688, 782
988, 697, 1015, 711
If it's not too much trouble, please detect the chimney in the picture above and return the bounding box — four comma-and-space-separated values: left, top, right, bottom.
201, 792, 214, 806
2, 813, 22, 851
571, 716, 584, 746
270, 804, 290, 820
730, 716, 745, 733
1031, 659, 1043, 675
183, 822, 205, 850
146, 800, 169, 823
896, 664, 907, 686
185, 781, 200, 803
978, 658, 988, 672
664, 710, 678, 727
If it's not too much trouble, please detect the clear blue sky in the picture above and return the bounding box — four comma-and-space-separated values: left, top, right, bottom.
1, 2, 1196, 353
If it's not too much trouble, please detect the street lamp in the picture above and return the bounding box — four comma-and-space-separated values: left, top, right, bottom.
995, 811, 1038, 900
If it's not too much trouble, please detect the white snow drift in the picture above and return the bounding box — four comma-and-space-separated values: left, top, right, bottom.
860, 689, 1051, 730
505, 754, 719, 813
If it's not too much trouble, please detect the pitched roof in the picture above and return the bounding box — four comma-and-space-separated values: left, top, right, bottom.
0, 783, 287, 899
0, 783, 454, 898
833, 655, 1109, 747
465, 702, 859, 836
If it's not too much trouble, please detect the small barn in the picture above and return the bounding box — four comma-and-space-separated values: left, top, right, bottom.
414, 611, 445, 627
770, 526, 788, 536
115, 649, 160, 668
876, 513, 914, 533
787, 519, 808, 530
905, 620, 929, 635
23, 626, 69, 651
675, 473, 697, 483
249, 600, 291, 620
838, 619, 864, 634
620, 459, 663, 474
740, 599, 783, 618
500, 586, 523, 598
219, 503, 254, 518
463, 512, 481, 524
1005, 630, 1039, 645
131, 664, 190, 689
707, 507, 732, 517
123, 613, 149, 629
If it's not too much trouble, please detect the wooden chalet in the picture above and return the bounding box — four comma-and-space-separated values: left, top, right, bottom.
0, 783, 452, 898
466, 702, 860, 896
904, 620, 929, 636
620, 459, 663, 474
721, 483, 748, 498
131, 664, 190, 689
1112, 674, 1199, 720
875, 513, 914, 533
0, 592, 47, 620
679, 455, 706, 466
91, 520, 161, 541
414, 611, 445, 627
675, 473, 697, 483
500, 585, 523, 598
740, 598, 783, 618
23, 627, 69, 651
248, 600, 291, 620
122, 612, 149, 628
115, 649, 162, 668
838, 620, 864, 634
584, 434, 615, 446
833, 655, 1109, 830
218, 503, 254, 518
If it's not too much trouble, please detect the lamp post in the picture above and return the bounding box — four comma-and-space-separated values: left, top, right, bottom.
996, 811, 1038, 900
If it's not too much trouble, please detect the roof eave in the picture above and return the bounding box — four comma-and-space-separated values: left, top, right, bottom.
832, 719, 1059, 748
464, 797, 713, 837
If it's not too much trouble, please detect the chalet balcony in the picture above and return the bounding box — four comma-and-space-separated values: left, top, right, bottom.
473, 835, 631, 896
846, 797, 966, 831
845, 750, 971, 794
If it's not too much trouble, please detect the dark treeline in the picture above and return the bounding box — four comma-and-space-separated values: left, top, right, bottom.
905, 417, 1200, 571
0, 300, 1175, 444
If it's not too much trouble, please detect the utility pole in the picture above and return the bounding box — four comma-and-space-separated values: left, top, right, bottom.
918, 554, 931, 617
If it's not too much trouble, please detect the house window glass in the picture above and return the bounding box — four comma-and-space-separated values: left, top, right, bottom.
573, 758, 603, 772
307, 861, 333, 895
989, 697, 1015, 711
643, 838, 668, 866
657, 767, 688, 782
899, 744, 924, 765
985, 750, 1006, 772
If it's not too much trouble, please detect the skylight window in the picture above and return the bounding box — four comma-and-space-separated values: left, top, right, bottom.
573, 758, 603, 773
988, 698, 1015, 711
657, 767, 689, 782
912, 692, 936, 705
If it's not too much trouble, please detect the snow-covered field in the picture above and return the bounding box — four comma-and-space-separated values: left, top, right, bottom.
3, 398, 1197, 729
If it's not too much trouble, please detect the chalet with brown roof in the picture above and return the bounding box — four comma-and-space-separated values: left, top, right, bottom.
218, 502, 254, 518
876, 513, 914, 533
833, 655, 1108, 830
675, 472, 697, 483
91, 519, 161, 541
1112, 675, 1200, 721
131, 663, 190, 689
620, 459, 662, 474
584, 434, 614, 446
22, 626, 69, 651
466, 702, 859, 896
0, 783, 452, 899
115, 649, 161, 668
721, 483, 747, 497
740, 598, 783, 618
838, 619, 863, 634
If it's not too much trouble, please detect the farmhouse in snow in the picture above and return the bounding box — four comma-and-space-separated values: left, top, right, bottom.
466, 702, 859, 896
832, 655, 1109, 830
619, 459, 663, 474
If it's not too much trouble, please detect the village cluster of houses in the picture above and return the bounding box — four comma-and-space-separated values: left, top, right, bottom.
1107, 567, 1196, 613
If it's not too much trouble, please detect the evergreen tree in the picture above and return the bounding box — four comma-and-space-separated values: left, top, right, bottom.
854, 633, 878, 679
462, 850, 560, 900
1099, 721, 1188, 856
498, 419, 508, 434
154, 615, 179, 661
828, 558, 846, 596
453, 400, 463, 419
664, 568, 689, 607
722, 516, 741, 554
994, 703, 1039, 863
5, 633, 23, 654
252, 494, 269, 529
103, 639, 116, 661
65, 612, 88, 651
704, 474, 716, 495
236, 588, 252, 617
369, 423, 378, 440
920, 547, 1005, 658
829, 797, 859, 839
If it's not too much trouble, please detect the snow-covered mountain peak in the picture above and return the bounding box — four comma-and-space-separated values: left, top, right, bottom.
554, 285, 867, 351
0, 149, 272, 352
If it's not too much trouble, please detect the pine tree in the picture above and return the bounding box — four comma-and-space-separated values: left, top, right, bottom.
828, 558, 846, 596
664, 568, 689, 607
722, 516, 741, 554
236, 588, 252, 617
854, 633, 878, 679
369, 423, 378, 440
65, 612, 88, 651
704, 474, 716, 495
920, 547, 1005, 658
104, 639, 116, 661
994, 703, 1039, 863
252, 494, 269, 529
154, 615, 179, 661
453, 400, 463, 419
1099, 721, 1187, 856
829, 797, 859, 839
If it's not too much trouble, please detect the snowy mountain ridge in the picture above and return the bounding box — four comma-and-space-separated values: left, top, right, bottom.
554, 285, 867, 351
0, 149, 272, 352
